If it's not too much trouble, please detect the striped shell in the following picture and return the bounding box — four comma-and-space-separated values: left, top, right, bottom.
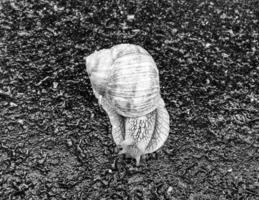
85, 44, 170, 166
86, 44, 160, 117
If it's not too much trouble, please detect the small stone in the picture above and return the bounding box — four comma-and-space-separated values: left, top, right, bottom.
17, 119, 24, 124
38, 158, 45, 164
10, 102, 18, 107
167, 186, 173, 194
67, 139, 73, 147
220, 13, 227, 19
227, 168, 233, 172
132, 29, 140, 33
127, 15, 135, 21
222, 53, 229, 58
204, 43, 212, 48
171, 28, 178, 34
53, 82, 58, 89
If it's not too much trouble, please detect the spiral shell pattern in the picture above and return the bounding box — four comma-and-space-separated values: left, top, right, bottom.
86, 44, 160, 117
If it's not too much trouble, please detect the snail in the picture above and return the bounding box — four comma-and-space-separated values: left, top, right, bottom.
85, 44, 170, 166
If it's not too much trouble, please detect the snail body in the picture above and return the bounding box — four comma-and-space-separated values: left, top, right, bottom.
86, 44, 169, 166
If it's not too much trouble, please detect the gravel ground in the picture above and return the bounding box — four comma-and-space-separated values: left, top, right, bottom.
0, 0, 259, 199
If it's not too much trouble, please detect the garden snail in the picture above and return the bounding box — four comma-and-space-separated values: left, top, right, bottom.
85, 44, 170, 166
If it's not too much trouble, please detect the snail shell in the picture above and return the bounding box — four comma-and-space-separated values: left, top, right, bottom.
86, 44, 170, 165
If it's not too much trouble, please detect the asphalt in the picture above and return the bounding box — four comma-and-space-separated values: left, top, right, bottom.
0, 0, 258, 199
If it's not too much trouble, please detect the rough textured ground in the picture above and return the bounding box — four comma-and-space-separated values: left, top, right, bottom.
0, 0, 259, 199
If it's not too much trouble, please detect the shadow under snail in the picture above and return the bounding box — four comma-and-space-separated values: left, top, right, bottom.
85, 44, 170, 166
